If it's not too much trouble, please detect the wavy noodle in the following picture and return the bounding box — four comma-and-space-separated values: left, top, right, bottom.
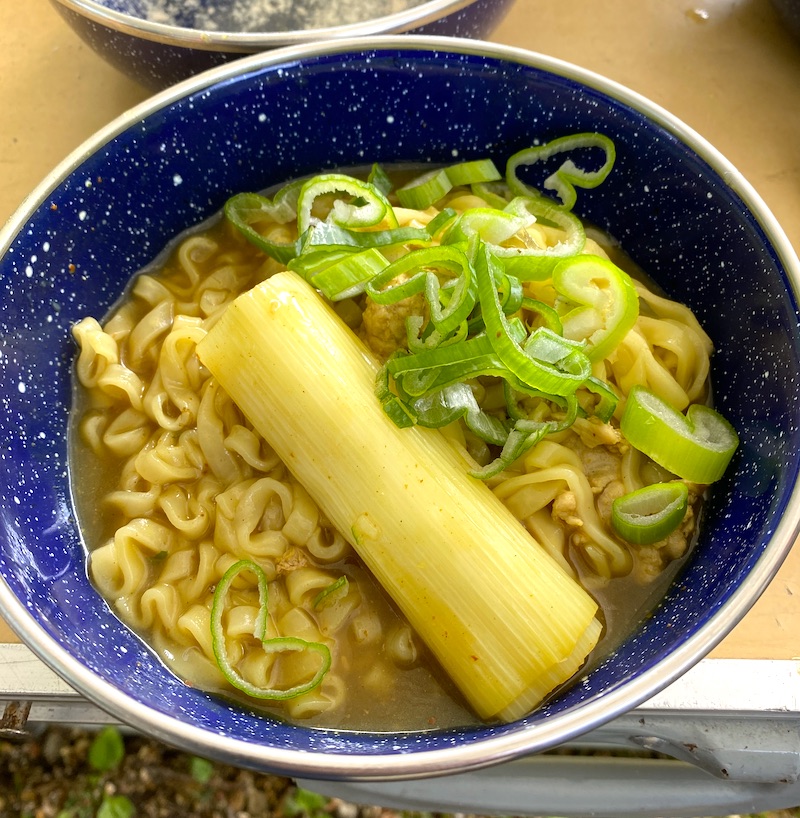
385, 624, 420, 669
607, 327, 692, 411
138, 583, 183, 633
158, 480, 216, 541
176, 604, 216, 662
223, 424, 281, 473
636, 316, 710, 403
177, 541, 223, 604
494, 440, 632, 578
173, 234, 219, 298
126, 299, 175, 373
285, 674, 346, 719
134, 429, 205, 485
72, 317, 119, 388
155, 316, 206, 426
79, 410, 110, 456
196, 378, 247, 484
102, 408, 153, 458
284, 567, 339, 608
305, 525, 351, 563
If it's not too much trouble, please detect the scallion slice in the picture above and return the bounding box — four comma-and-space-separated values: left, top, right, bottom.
365, 245, 476, 337
611, 482, 689, 545
225, 189, 302, 264
297, 173, 398, 234
309, 247, 389, 301
313, 576, 350, 610
443, 207, 534, 247
491, 196, 587, 279
506, 132, 616, 210
211, 560, 331, 700
396, 168, 453, 209
553, 254, 639, 361
396, 159, 502, 210
445, 158, 502, 187
620, 386, 739, 484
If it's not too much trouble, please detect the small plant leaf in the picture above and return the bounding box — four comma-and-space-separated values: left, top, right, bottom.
283, 786, 329, 818
96, 794, 135, 818
88, 726, 125, 773
189, 756, 215, 784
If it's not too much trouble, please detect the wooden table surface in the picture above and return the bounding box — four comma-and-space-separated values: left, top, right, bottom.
1, 0, 799, 659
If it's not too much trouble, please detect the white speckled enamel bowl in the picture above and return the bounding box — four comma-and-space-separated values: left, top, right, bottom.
1, 37, 799, 780
48, 0, 516, 88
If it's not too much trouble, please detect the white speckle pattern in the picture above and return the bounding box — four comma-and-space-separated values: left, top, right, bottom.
0, 41, 798, 775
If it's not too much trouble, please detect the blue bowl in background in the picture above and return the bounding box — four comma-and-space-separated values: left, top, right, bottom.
1, 37, 799, 780
48, 0, 515, 89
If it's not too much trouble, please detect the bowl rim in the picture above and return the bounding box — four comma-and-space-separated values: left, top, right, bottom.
48, 0, 488, 51
2, 33, 800, 781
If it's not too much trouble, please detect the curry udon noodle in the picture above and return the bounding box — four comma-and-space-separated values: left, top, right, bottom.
70, 133, 739, 731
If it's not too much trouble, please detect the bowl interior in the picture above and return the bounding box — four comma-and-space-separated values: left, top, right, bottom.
1, 41, 798, 776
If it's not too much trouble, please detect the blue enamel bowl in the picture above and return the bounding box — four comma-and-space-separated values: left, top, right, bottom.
49, 0, 516, 89
1, 37, 799, 780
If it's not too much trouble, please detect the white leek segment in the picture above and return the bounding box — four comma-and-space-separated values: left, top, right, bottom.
196, 271, 602, 721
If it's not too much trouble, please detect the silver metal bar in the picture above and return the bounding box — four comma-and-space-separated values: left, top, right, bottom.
299, 756, 800, 818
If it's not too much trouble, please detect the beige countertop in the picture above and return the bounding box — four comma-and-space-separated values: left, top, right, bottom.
1, 0, 799, 659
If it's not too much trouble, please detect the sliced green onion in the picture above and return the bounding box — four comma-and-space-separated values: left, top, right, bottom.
368, 163, 393, 196
376, 362, 418, 428
405, 313, 468, 353
309, 247, 389, 301
395, 159, 502, 210
611, 482, 689, 545
522, 298, 563, 335
620, 386, 739, 484
445, 158, 502, 187
396, 168, 453, 209
506, 132, 616, 211
491, 195, 587, 280
443, 207, 534, 247
425, 207, 459, 239
471, 180, 513, 210
287, 247, 354, 281
225, 189, 302, 264
580, 375, 619, 423
365, 245, 476, 337
412, 382, 510, 445
313, 576, 350, 610
301, 220, 433, 253
297, 173, 398, 234
211, 560, 331, 700
387, 333, 502, 398
553, 254, 639, 361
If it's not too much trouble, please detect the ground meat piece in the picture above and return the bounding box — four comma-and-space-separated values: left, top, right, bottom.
360, 291, 425, 359
571, 416, 623, 448
633, 545, 665, 583
595, 478, 626, 525
563, 430, 625, 495
275, 546, 308, 575
661, 492, 699, 561
551, 490, 583, 529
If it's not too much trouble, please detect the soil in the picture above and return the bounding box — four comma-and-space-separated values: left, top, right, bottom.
0, 725, 498, 818
1, 725, 799, 818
